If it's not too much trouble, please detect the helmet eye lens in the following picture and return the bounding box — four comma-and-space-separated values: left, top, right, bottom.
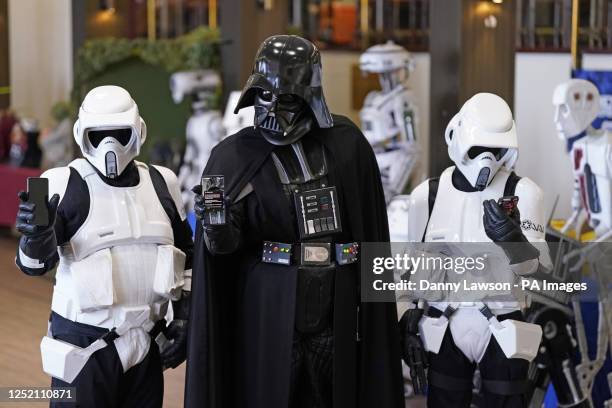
88, 128, 133, 148
259, 90, 273, 102
467, 146, 508, 160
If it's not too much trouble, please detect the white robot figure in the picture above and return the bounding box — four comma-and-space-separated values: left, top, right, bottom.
359, 41, 419, 203
222, 90, 254, 137
15, 86, 193, 407
554, 79, 612, 240
399, 93, 549, 407
553, 78, 612, 406
171, 70, 225, 212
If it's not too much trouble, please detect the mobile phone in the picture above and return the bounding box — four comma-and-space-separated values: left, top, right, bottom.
201, 175, 226, 226
497, 195, 519, 217
27, 177, 49, 226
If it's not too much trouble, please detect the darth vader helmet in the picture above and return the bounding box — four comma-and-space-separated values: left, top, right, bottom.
234, 35, 333, 145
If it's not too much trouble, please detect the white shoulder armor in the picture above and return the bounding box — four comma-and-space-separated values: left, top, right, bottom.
153, 165, 186, 221
41, 166, 71, 204
407, 179, 431, 242
514, 177, 546, 242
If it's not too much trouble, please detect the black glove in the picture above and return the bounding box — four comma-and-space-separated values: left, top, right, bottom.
483, 199, 539, 263
15, 191, 60, 274
483, 199, 525, 243
192, 184, 244, 255
16, 191, 60, 237
160, 292, 191, 369
399, 308, 428, 395
192, 184, 225, 227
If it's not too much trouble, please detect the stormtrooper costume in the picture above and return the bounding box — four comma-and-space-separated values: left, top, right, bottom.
15, 86, 193, 407
399, 93, 548, 408
553, 78, 612, 407
171, 70, 225, 212
359, 41, 419, 203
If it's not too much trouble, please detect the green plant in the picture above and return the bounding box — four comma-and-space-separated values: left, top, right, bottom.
73, 26, 221, 103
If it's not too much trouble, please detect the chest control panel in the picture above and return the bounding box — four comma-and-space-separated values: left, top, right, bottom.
293, 186, 342, 239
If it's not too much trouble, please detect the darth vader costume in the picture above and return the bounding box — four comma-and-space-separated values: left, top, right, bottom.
185, 35, 403, 408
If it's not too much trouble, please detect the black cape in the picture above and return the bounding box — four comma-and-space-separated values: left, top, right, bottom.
185, 115, 403, 408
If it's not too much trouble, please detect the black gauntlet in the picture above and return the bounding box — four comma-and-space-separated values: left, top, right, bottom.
160, 291, 191, 369
15, 191, 60, 275
193, 185, 246, 255
399, 308, 428, 395
482, 199, 539, 264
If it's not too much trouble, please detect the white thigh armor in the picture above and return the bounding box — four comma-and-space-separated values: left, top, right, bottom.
43, 159, 185, 378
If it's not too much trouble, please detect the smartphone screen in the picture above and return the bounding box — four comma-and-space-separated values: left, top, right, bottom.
201, 175, 225, 225
27, 177, 49, 226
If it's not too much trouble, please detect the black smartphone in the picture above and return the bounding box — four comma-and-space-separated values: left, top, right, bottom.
27, 177, 49, 226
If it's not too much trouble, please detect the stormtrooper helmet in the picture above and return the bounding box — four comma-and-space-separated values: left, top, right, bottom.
73, 86, 146, 178
552, 79, 599, 140
445, 93, 518, 191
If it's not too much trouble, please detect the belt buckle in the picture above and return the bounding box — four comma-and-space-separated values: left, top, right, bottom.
300, 243, 332, 266
262, 241, 292, 265
335, 243, 359, 265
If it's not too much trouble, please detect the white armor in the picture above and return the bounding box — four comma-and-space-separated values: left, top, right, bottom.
171, 70, 225, 212
359, 41, 419, 202
400, 94, 548, 364
40, 159, 186, 379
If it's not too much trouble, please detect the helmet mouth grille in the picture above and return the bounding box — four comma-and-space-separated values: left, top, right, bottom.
260, 116, 282, 133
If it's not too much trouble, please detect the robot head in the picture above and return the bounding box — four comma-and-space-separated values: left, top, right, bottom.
445, 93, 518, 191
169, 70, 221, 105
552, 79, 599, 140
234, 35, 333, 145
73, 86, 146, 179
359, 41, 414, 92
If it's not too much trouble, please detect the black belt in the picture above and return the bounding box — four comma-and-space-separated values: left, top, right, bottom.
262, 241, 359, 266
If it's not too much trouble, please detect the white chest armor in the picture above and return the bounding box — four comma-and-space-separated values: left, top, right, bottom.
63, 159, 174, 261
572, 132, 612, 236
425, 167, 510, 242
52, 160, 182, 329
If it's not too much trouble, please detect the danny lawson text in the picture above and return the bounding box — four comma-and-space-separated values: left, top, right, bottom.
373, 279, 588, 293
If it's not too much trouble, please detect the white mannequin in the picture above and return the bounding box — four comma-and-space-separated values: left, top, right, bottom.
170, 70, 225, 212
553, 79, 612, 405
359, 41, 419, 203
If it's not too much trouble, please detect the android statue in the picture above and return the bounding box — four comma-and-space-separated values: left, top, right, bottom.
14, 86, 193, 407
399, 93, 551, 408
553, 78, 612, 407
359, 41, 419, 204
171, 69, 225, 212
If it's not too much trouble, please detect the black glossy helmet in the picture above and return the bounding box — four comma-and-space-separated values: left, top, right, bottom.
234, 35, 333, 129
